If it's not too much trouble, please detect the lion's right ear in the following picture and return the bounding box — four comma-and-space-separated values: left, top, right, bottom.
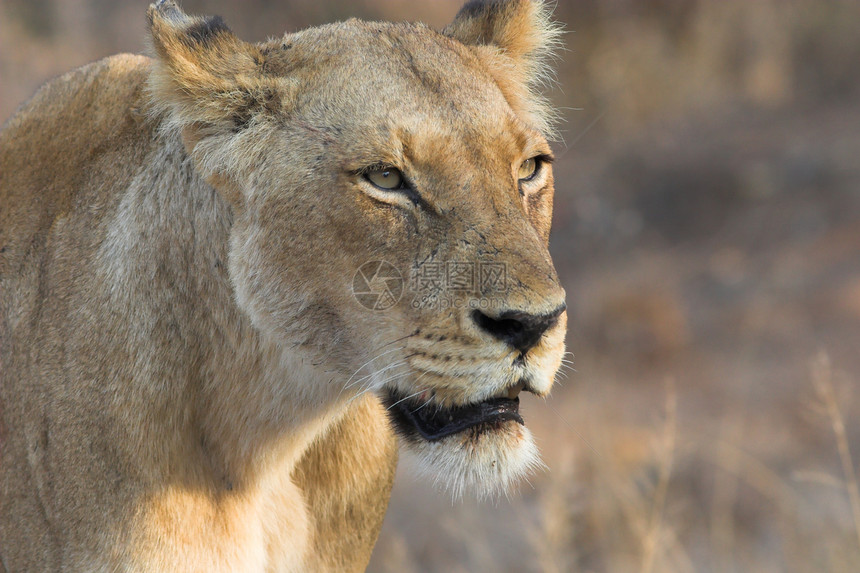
444, 0, 561, 137
147, 1, 279, 132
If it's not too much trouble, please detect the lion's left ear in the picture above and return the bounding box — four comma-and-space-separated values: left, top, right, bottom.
146, 1, 292, 203
444, 0, 561, 137
147, 1, 282, 133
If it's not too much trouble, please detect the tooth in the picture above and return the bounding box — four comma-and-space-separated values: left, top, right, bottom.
507, 381, 525, 400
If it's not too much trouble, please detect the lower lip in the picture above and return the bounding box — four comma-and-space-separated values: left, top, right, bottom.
385, 393, 524, 441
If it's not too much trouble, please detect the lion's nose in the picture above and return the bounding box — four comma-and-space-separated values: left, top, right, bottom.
471, 304, 566, 354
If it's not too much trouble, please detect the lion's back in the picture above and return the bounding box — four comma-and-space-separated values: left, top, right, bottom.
0, 54, 152, 329
0, 53, 162, 569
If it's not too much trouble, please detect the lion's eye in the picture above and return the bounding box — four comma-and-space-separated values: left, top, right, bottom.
518, 158, 538, 181
365, 167, 404, 190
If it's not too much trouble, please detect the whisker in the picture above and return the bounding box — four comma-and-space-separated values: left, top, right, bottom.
378, 330, 420, 351
404, 371, 433, 405
341, 346, 406, 392
387, 387, 430, 410
370, 369, 415, 391
413, 398, 434, 413
345, 359, 419, 406
345, 359, 409, 390
344, 386, 372, 408
412, 387, 436, 413
345, 369, 403, 406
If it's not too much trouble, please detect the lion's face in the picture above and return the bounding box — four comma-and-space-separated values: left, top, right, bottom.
149, 1, 565, 497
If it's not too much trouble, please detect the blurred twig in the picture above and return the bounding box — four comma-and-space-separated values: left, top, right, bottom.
640, 378, 677, 573
812, 352, 860, 553
547, 401, 601, 458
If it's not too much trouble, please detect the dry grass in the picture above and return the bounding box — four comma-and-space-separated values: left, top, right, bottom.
372, 352, 860, 572
812, 354, 860, 555
640, 379, 676, 573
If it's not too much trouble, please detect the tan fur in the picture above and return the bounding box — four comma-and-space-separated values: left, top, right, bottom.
0, 1, 565, 570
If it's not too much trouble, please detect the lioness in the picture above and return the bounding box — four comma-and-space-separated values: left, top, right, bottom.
0, 0, 566, 570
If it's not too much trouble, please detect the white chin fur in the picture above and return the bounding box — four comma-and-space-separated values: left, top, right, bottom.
403, 422, 545, 500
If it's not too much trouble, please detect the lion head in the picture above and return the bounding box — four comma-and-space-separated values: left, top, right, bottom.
148, 0, 566, 498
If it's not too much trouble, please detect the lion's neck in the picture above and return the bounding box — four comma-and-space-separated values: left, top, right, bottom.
101, 127, 356, 567
199, 331, 350, 487
117, 132, 348, 491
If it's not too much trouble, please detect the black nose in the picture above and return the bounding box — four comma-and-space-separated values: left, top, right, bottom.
471, 304, 566, 354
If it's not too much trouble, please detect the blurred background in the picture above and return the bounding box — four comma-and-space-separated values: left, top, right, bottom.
3, 0, 859, 570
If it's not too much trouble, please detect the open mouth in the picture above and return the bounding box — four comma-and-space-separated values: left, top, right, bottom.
384, 382, 526, 441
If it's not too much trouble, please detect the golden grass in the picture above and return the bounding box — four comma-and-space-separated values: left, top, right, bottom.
371, 352, 860, 572
813, 353, 860, 555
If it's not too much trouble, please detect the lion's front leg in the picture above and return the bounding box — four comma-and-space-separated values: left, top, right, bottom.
292, 393, 398, 572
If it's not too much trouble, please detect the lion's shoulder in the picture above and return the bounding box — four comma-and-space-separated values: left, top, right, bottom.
1, 53, 151, 149
0, 54, 153, 281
